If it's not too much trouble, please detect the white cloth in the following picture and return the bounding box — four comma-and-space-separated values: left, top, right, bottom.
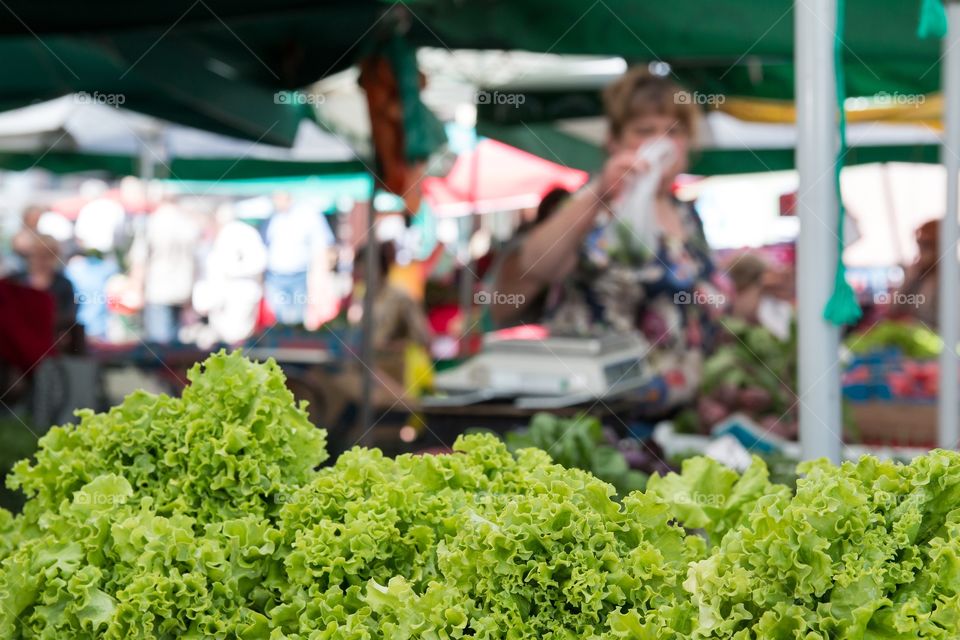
74, 198, 125, 252
757, 296, 793, 341
133, 204, 200, 306
208, 220, 267, 280
193, 221, 267, 343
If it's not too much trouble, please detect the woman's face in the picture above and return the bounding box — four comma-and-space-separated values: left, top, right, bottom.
27, 244, 59, 280
610, 113, 691, 179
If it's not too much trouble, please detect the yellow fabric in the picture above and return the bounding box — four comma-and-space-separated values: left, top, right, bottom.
388, 262, 425, 301
403, 342, 434, 398
719, 94, 943, 129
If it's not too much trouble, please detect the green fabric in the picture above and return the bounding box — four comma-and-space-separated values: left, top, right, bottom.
918, 0, 948, 38
165, 173, 372, 198
0, 1, 388, 145
385, 35, 447, 162
824, 0, 863, 326
477, 121, 942, 175
0, 38, 313, 146
0, 0, 948, 149
0, 150, 365, 181
404, 0, 943, 101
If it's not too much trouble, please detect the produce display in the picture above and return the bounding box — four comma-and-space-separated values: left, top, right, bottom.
1, 352, 959, 638
503, 413, 671, 496
0, 417, 38, 513
845, 320, 943, 359
681, 318, 798, 438
843, 321, 943, 402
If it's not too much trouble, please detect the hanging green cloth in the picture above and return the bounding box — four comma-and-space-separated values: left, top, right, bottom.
384, 35, 447, 162
823, 0, 863, 326
918, 0, 948, 39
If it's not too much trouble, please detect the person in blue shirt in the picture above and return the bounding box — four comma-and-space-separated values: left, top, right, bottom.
65, 247, 119, 341
262, 192, 335, 326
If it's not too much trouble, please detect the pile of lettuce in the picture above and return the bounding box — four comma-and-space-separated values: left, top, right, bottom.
503, 412, 653, 495
846, 319, 944, 359
1, 351, 958, 639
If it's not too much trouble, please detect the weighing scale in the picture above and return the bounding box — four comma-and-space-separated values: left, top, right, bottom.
425, 330, 651, 409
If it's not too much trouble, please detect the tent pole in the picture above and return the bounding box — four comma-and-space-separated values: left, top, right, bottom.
795, 0, 842, 462
138, 126, 163, 182
358, 186, 378, 447
458, 136, 481, 349
938, 0, 960, 450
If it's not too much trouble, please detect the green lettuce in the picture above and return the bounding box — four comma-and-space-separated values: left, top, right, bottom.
1, 351, 959, 638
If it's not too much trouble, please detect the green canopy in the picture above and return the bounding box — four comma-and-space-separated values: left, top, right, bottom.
403, 0, 941, 101
0, 150, 364, 181
478, 116, 941, 175
0, 1, 391, 145
0, 0, 942, 148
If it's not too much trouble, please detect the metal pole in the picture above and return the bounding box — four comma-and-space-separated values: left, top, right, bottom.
795, 0, 843, 462
358, 186, 378, 446
879, 163, 906, 266
458, 137, 481, 349
939, 0, 960, 450
138, 126, 164, 182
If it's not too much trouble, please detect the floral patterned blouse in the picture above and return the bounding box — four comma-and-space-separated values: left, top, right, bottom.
545, 199, 718, 413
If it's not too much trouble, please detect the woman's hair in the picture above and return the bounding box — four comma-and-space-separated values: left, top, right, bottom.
356, 241, 395, 281
603, 67, 701, 140
727, 252, 768, 293
535, 187, 571, 225
517, 187, 571, 235
916, 219, 939, 245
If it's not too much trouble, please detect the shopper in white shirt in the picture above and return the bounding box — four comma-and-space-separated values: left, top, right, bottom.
130, 202, 200, 343
193, 204, 267, 343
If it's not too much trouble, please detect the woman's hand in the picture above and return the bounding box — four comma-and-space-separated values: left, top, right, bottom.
597, 149, 649, 203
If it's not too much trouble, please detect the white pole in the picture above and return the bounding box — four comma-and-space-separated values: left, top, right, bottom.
795, 0, 843, 462
938, 1, 960, 450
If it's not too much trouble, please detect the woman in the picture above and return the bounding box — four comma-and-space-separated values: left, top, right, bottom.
728, 253, 793, 340
507, 68, 717, 413
305, 243, 432, 426
13, 234, 77, 343
489, 186, 570, 327
889, 219, 939, 328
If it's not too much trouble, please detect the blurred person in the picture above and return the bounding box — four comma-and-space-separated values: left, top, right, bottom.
262, 192, 334, 325
193, 204, 267, 343
354, 241, 430, 359
65, 224, 121, 342
11, 205, 44, 264
130, 201, 200, 343
511, 67, 718, 413
727, 253, 793, 340
889, 219, 940, 328
310, 241, 431, 431
36, 211, 75, 253
11, 234, 77, 343
73, 196, 126, 255
0, 276, 56, 403
489, 186, 570, 327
